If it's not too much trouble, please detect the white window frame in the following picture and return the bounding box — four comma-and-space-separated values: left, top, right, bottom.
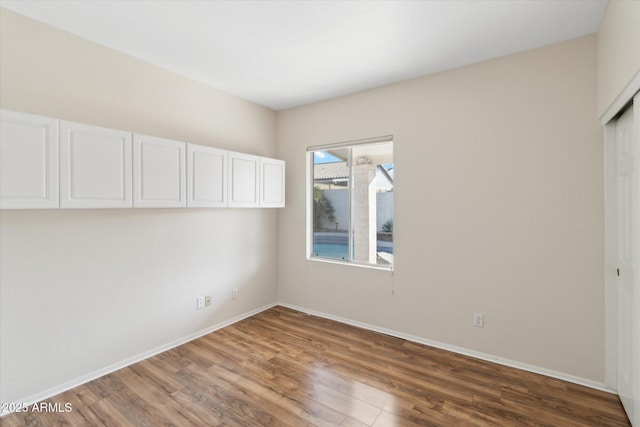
306, 135, 393, 270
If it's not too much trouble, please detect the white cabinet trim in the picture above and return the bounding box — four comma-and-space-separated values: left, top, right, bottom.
59, 121, 132, 209
259, 157, 285, 208
187, 144, 227, 208
0, 110, 59, 209
133, 134, 186, 208
227, 151, 260, 208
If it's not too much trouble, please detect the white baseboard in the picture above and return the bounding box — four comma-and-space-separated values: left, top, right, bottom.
3, 301, 614, 418
1, 303, 277, 417
278, 303, 616, 395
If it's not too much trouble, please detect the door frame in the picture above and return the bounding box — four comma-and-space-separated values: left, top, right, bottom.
604, 119, 617, 390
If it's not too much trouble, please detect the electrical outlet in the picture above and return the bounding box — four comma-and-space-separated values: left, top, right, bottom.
196, 296, 205, 310
232, 288, 238, 299
473, 313, 484, 328
205, 296, 211, 307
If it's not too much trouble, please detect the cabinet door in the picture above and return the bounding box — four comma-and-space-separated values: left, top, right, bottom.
187, 144, 227, 208
260, 157, 285, 208
228, 152, 259, 208
1, 110, 59, 209
60, 121, 132, 208
133, 134, 186, 208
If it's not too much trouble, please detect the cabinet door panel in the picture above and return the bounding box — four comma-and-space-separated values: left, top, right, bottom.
187, 144, 227, 207
228, 152, 259, 208
133, 134, 186, 208
260, 157, 285, 208
0, 110, 59, 209
60, 121, 132, 208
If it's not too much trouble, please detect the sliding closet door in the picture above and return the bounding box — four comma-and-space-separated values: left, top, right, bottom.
616, 97, 639, 426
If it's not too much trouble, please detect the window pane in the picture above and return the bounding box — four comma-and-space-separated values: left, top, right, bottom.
310, 140, 393, 267
351, 143, 393, 266
313, 149, 350, 260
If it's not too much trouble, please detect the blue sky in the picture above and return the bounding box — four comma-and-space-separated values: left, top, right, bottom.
313, 151, 341, 164
314, 151, 393, 171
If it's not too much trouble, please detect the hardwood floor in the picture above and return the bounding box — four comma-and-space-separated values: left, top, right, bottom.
1, 306, 631, 426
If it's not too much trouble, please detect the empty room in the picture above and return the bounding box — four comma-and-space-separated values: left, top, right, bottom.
0, 1, 639, 426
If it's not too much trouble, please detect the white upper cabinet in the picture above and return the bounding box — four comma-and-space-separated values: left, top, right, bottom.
133, 134, 186, 208
227, 151, 259, 208
1, 109, 285, 210
187, 144, 227, 208
259, 157, 285, 208
60, 121, 132, 209
1, 110, 59, 209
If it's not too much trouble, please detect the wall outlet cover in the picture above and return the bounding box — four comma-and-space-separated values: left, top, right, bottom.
473, 313, 484, 328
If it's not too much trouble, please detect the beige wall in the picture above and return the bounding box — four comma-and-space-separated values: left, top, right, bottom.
0, 9, 277, 404
597, 0, 640, 119
277, 35, 605, 383
0, 5, 608, 404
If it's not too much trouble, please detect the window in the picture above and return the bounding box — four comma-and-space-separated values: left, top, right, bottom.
307, 136, 393, 268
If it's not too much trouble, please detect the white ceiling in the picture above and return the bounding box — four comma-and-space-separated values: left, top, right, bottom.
1, 0, 607, 111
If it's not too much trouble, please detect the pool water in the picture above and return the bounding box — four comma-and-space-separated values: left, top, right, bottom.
313, 242, 393, 260
313, 243, 349, 259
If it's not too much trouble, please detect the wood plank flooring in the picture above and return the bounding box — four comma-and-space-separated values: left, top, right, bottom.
1, 306, 631, 426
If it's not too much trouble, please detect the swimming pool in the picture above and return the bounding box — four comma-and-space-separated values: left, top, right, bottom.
312, 242, 393, 259
313, 243, 349, 259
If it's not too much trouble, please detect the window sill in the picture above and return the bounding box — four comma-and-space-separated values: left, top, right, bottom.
307, 256, 393, 272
